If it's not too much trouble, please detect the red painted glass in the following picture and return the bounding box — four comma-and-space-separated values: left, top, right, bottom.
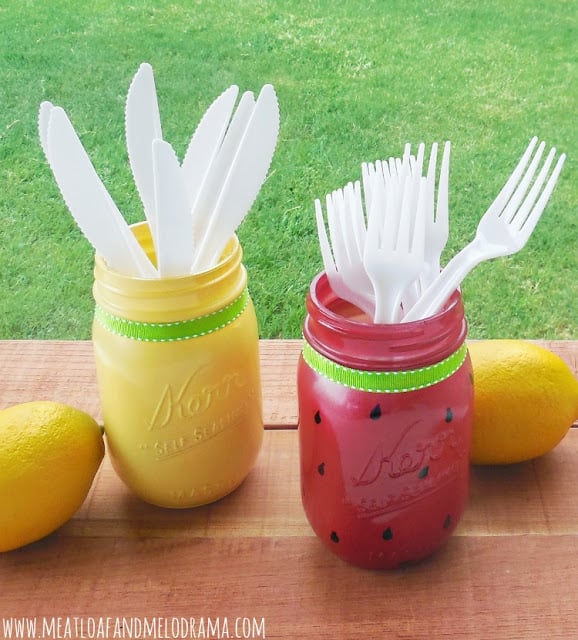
298, 273, 473, 569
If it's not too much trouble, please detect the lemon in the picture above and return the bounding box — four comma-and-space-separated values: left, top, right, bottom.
469, 340, 578, 465
0, 401, 104, 552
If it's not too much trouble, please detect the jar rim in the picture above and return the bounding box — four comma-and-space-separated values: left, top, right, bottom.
94, 222, 242, 290
93, 222, 246, 322
303, 272, 468, 370
308, 271, 462, 333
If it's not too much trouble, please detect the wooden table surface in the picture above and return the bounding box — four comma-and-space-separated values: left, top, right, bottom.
1, 339, 577, 640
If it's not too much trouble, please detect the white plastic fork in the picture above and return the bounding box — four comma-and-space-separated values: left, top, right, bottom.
361, 161, 377, 215
403, 137, 566, 322
314, 186, 375, 316
315, 198, 358, 311
420, 141, 450, 289
364, 143, 429, 314
363, 170, 428, 323
330, 182, 375, 316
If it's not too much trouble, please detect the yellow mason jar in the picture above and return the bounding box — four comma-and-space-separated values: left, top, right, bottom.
92, 222, 263, 508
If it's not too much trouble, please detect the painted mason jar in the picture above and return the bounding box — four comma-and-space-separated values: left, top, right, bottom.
298, 273, 473, 569
92, 222, 263, 508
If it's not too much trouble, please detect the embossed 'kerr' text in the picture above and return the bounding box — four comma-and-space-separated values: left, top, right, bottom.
352, 420, 459, 487
147, 368, 246, 431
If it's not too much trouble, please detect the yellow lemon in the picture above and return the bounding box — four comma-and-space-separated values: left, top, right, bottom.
0, 401, 104, 552
469, 340, 578, 465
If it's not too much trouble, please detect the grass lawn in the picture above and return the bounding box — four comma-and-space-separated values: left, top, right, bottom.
0, 0, 576, 339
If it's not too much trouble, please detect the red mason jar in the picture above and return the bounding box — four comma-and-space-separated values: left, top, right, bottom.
298, 273, 473, 569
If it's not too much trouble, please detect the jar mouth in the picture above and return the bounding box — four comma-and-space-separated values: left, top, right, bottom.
304, 272, 468, 370
308, 271, 462, 332
94, 221, 241, 287
93, 222, 246, 322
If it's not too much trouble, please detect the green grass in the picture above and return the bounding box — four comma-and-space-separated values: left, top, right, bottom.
1, 0, 576, 339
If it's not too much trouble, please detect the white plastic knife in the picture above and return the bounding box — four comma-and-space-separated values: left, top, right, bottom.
45, 105, 157, 278
181, 85, 239, 210
189, 90, 256, 266
191, 84, 280, 272
153, 139, 193, 277
125, 62, 163, 249
38, 100, 53, 158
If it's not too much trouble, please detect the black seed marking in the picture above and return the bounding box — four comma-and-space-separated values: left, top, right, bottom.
317, 462, 325, 476
369, 404, 382, 420
382, 527, 393, 541
330, 531, 339, 543
418, 466, 429, 479
445, 408, 453, 423
443, 514, 452, 529
469, 372, 474, 385
314, 410, 321, 424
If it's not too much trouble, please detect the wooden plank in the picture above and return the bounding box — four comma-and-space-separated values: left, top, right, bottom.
464, 432, 578, 535
2, 534, 578, 639
0, 340, 577, 640
0, 340, 101, 419
71, 430, 307, 539
43, 429, 578, 540
0, 339, 575, 428
0, 339, 303, 428
258, 339, 301, 427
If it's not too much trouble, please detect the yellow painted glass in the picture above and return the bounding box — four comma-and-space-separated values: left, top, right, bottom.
92, 223, 263, 508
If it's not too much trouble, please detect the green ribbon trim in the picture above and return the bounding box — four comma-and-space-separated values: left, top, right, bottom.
94, 288, 249, 342
302, 340, 468, 393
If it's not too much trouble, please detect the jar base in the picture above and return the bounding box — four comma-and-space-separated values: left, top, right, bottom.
318, 526, 457, 570
112, 460, 257, 509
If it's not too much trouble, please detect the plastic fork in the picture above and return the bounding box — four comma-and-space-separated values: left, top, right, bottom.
329, 182, 375, 315
403, 137, 566, 322
361, 161, 377, 215
364, 143, 429, 314
367, 143, 425, 249
363, 169, 428, 323
314, 186, 375, 317
420, 141, 450, 289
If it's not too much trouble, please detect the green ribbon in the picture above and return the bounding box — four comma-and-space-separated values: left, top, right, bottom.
302, 340, 468, 393
94, 288, 249, 342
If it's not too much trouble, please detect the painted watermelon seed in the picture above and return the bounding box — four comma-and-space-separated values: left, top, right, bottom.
330, 531, 340, 543
443, 514, 452, 529
314, 410, 322, 424
445, 408, 453, 423
382, 527, 393, 541
369, 404, 382, 420
317, 462, 325, 476
418, 466, 429, 479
